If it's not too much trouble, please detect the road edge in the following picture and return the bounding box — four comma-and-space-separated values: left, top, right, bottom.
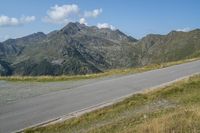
16, 72, 200, 133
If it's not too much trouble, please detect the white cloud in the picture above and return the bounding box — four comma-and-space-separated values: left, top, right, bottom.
0, 35, 11, 42
97, 23, 116, 30
44, 4, 79, 24
3, 35, 10, 40
43, 4, 103, 25
84, 8, 102, 18
176, 27, 191, 32
79, 18, 87, 25
20, 16, 36, 23
0, 15, 35, 27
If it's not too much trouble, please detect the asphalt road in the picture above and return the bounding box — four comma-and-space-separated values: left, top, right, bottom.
1, 60, 200, 133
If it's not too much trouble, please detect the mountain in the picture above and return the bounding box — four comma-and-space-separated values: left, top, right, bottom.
136, 29, 200, 65
0, 22, 200, 76
0, 22, 138, 76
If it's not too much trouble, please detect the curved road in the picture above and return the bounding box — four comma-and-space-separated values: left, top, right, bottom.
0, 60, 200, 133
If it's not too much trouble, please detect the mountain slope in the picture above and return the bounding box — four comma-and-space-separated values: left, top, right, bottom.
137, 29, 200, 65
0, 23, 200, 76
0, 22, 138, 76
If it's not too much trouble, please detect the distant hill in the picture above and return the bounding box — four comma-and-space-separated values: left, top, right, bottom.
136, 29, 200, 65
0, 22, 199, 76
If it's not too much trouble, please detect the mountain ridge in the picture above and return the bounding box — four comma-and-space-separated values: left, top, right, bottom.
0, 22, 200, 76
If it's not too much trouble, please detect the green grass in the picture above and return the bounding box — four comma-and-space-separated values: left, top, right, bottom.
1, 58, 199, 82
25, 74, 200, 133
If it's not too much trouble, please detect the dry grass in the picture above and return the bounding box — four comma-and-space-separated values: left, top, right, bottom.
134, 106, 200, 133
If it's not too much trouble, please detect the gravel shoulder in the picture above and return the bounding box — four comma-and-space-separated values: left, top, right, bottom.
0, 77, 111, 107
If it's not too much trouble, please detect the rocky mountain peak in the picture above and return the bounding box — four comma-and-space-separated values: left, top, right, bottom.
60, 22, 87, 35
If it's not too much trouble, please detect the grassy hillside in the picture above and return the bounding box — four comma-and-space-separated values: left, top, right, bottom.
137, 29, 200, 65
25, 74, 200, 133
0, 58, 198, 82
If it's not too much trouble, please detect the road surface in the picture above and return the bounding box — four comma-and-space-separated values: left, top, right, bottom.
0, 60, 200, 133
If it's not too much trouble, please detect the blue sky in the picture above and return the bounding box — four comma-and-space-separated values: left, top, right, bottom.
0, 0, 200, 41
